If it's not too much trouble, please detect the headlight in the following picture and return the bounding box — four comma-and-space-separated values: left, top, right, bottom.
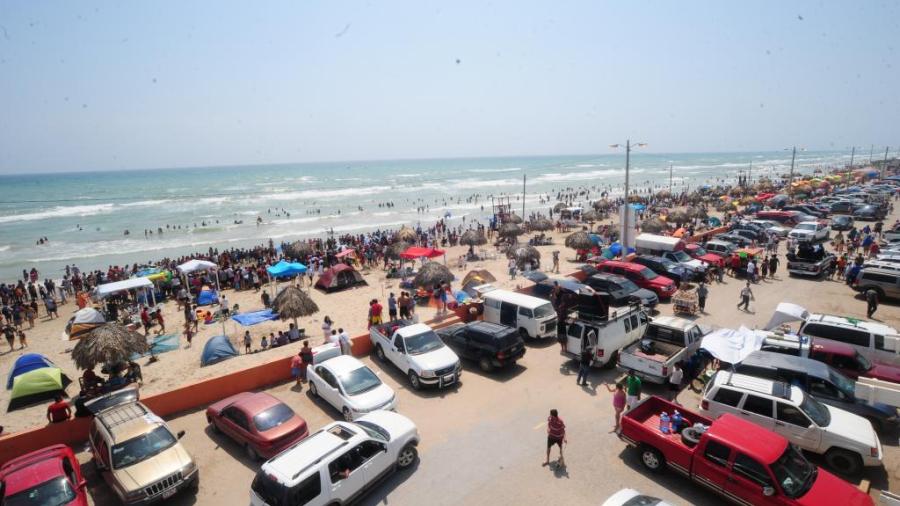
180, 461, 197, 476
420, 370, 435, 378
124, 489, 146, 502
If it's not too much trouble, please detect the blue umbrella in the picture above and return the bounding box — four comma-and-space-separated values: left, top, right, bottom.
630, 203, 646, 211
608, 242, 622, 255
589, 234, 602, 245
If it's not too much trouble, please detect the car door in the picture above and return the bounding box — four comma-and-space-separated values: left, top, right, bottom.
500, 302, 518, 327
222, 407, 252, 445
737, 394, 775, 431
456, 330, 476, 359
327, 445, 368, 503
725, 452, 778, 505
316, 367, 341, 408
774, 402, 821, 451
358, 440, 393, 483
690, 439, 732, 496
391, 334, 409, 369
566, 322, 584, 354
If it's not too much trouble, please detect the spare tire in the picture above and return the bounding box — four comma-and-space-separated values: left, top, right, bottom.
681, 427, 702, 447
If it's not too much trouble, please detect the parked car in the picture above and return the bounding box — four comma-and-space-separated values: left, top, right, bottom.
370, 321, 461, 390
0, 444, 88, 506
618, 396, 873, 506
735, 351, 898, 434
756, 210, 804, 227
703, 239, 736, 258
594, 260, 677, 299
436, 321, 526, 372
750, 219, 790, 238
786, 243, 836, 278
731, 228, 765, 243
530, 275, 621, 317
830, 201, 860, 214
714, 233, 753, 248
699, 371, 882, 476
633, 233, 708, 275
206, 392, 310, 459
561, 306, 648, 368
788, 221, 830, 243
250, 411, 419, 506
482, 289, 557, 339
783, 205, 828, 219
631, 255, 690, 284
792, 312, 900, 364
308, 355, 397, 420
602, 489, 673, 506
854, 205, 882, 221
617, 316, 709, 384
853, 263, 900, 300
683, 243, 726, 267
761, 334, 900, 384
830, 215, 854, 231
581, 273, 658, 309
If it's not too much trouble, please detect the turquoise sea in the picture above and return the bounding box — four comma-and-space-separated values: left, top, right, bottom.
0, 151, 856, 281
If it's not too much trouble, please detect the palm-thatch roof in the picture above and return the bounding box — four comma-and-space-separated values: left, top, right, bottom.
72, 323, 150, 370
508, 245, 541, 269
529, 218, 554, 232
667, 208, 690, 225
462, 269, 497, 286
498, 223, 524, 238
505, 213, 523, 224
414, 262, 454, 287
274, 286, 319, 323
553, 202, 568, 212
459, 230, 487, 246
564, 231, 593, 250
592, 199, 608, 211
582, 210, 600, 223
385, 241, 411, 260
284, 240, 313, 259
395, 226, 418, 243
640, 217, 668, 234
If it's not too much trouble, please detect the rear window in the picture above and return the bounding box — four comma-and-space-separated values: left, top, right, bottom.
492, 330, 522, 348
638, 267, 658, 280
4, 477, 76, 506
253, 403, 295, 432
644, 324, 681, 346
861, 272, 897, 283
711, 388, 743, 407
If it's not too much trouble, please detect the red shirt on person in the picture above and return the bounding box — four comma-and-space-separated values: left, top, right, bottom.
47, 399, 71, 423
547, 415, 566, 440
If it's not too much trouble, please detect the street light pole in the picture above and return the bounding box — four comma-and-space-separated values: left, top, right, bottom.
788, 146, 797, 198
884, 147, 890, 179
849, 146, 856, 169
610, 140, 646, 251
869, 144, 874, 163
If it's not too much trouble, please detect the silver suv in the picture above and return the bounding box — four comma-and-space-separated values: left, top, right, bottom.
854, 262, 900, 300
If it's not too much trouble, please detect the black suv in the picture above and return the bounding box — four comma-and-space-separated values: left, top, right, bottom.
630, 255, 689, 284
783, 204, 828, 219
582, 273, 658, 309
436, 321, 526, 372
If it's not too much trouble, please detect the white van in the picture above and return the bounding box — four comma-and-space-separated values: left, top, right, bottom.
634, 233, 706, 274
482, 289, 557, 339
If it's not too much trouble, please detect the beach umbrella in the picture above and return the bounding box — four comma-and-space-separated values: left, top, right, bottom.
640, 217, 668, 234
385, 241, 411, 260
284, 241, 313, 259
273, 285, 319, 327
592, 199, 609, 211
509, 245, 541, 270
553, 202, 568, 212
667, 208, 690, 226
498, 223, 524, 239
582, 210, 600, 224
414, 262, 454, 287
462, 269, 497, 287
505, 213, 523, 224
459, 230, 487, 246
395, 226, 418, 243
565, 231, 593, 251
72, 323, 150, 370
529, 218, 554, 232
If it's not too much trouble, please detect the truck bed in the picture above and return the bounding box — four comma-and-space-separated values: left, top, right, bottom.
370, 319, 416, 338
619, 397, 713, 475
626, 340, 683, 362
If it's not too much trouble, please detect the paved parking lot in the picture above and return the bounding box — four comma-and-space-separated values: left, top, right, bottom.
74, 269, 900, 505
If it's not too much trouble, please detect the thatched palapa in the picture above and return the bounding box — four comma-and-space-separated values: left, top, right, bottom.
385, 241, 411, 260
528, 218, 554, 232
414, 262, 454, 287
395, 226, 418, 243
72, 324, 150, 370
564, 231, 593, 250
273, 286, 319, 326
640, 217, 668, 234
509, 245, 541, 270
498, 223, 524, 238
459, 230, 487, 246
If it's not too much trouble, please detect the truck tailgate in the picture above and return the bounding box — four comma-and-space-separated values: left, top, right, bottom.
619, 397, 710, 476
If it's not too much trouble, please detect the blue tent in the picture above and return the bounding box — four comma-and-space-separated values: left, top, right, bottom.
131, 334, 180, 360
197, 289, 218, 306
7, 354, 55, 390
201, 335, 238, 366
231, 309, 278, 326
266, 260, 307, 278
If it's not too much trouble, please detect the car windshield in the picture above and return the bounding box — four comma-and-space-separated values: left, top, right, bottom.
253, 403, 295, 432
799, 395, 830, 427
111, 425, 177, 468
404, 331, 445, 355
659, 258, 678, 268
828, 370, 857, 399
854, 351, 873, 372
638, 267, 658, 280
771, 445, 817, 498
339, 366, 383, 395
251, 472, 287, 506
617, 279, 640, 292
355, 420, 390, 441
796, 223, 816, 231
533, 303, 555, 318
4, 476, 77, 506
670, 251, 691, 262
692, 246, 708, 255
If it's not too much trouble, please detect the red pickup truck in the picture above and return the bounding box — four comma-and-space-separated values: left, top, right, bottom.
618, 396, 872, 506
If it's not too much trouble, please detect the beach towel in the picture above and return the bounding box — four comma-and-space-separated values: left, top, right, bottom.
231, 309, 278, 326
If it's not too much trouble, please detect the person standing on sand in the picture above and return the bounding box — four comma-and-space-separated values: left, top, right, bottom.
696, 282, 708, 313
322, 316, 333, 341
291, 351, 304, 386
867, 289, 879, 318
155, 310, 165, 335
543, 409, 566, 468
737, 282, 754, 311
552, 251, 560, 273
768, 255, 779, 278
388, 293, 398, 321
508, 258, 517, 280
243, 331, 252, 354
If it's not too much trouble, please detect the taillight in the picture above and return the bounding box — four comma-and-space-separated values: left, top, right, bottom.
497, 351, 506, 360
871, 446, 879, 458
661, 366, 668, 376
596, 349, 605, 358
701, 399, 709, 410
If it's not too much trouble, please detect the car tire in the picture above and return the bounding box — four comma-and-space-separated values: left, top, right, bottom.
342, 407, 353, 422
207, 416, 220, 434
681, 427, 702, 447
639, 445, 665, 473
309, 381, 319, 398
397, 443, 418, 469
478, 356, 493, 373
375, 345, 386, 361
245, 444, 259, 461
518, 328, 530, 341
408, 371, 422, 390
824, 448, 863, 477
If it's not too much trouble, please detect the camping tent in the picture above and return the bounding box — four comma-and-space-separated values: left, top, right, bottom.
196, 289, 218, 306
7, 353, 56, 389
314, 264, 367, 293
9, 368, 65, 410
400, 246, 445, 260
201, 335, 238, 366
65, 307, 105, 341
266, 260, 307, 279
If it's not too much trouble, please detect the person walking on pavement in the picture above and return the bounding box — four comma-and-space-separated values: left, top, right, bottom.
605, 382, 627, 432
576, 346, 591, 386
696, 282, 709, 313
768, 255, 779, 279
625, 370, 642, 409
543, 409, 566, 468
867, 289, 879, 318
737, 282, 754, 311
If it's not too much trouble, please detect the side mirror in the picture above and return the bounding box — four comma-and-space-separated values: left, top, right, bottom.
177, 430, 186, 440
762, 486, 775, 497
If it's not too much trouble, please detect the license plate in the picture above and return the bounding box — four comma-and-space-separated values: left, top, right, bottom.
162, 488, 177, 499
443, 374, 455, 383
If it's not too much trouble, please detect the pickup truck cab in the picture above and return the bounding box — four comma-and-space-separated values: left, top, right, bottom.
618, 396, 872, 506
594, 260, 677, 299
699, 371, 882, 476
436, 321, 526, 372
634, 233, 707, 275
786, 243, 836, 277
0, 444, 88, 506
788, 221, 830, 243
618, 316, 709, 384
561, 306, 648, 368
370, 321, 461, 390
684, 243, 726, 268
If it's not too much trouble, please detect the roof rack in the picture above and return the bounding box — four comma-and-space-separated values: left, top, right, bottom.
97, 402, 149, 432
291, 441, 348, 481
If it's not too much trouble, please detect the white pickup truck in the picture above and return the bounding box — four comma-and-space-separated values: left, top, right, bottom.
370, 320, 461, 390
788, 220, 830, 243
560, 305, 648, 368
617, 316, 709, 384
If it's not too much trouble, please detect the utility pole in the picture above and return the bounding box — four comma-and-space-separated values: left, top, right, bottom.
849, 146, 856, 169
669, 164, 673, 194
522, 174, 526, 219
788, 146, 797, 198
884, 147, 890, 179
624, 140, 631, 243
869, 144, 874, 163
748, 161, 752, 186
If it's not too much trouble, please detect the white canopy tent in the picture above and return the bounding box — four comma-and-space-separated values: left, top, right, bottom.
176, 259, 221, 294
699, 326, 766, 364
94, 277, 156, 306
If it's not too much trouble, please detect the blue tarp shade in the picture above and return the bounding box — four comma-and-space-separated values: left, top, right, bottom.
630, 204, 646, 211
231, 309, 278, 326
7, 353, 54, 390
201, 335, 238, 366
130, 334, 180, 360
197, 289, 218, 306
267, 260, 307, 278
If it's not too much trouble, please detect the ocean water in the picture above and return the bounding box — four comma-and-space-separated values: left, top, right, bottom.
0, 151, 854, 281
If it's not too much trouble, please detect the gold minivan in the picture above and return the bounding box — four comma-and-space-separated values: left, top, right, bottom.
89, 399, 198, 504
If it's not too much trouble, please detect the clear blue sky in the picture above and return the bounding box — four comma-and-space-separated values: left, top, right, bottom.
0, 1, 897, 173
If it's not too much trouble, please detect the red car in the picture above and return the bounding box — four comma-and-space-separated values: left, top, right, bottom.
206, 392, 309, 460
0, 444, 88, 506
594, 260, 677, 299
684, 243, 725, 268
810, 339, 900, 383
